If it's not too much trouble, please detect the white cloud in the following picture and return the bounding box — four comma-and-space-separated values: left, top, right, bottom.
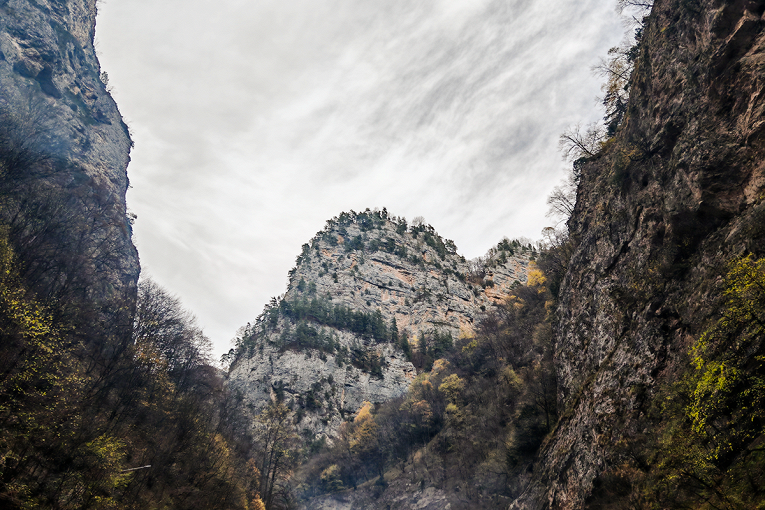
96, 0, 625, 356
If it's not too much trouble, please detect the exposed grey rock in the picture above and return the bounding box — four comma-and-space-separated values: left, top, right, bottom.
0, 0, 138, 303
228, 210, 531, 439
303, 482, 454, 510
283, 215, 529, 339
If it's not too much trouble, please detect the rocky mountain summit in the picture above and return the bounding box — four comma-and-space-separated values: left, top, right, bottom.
227, 209, 531, 439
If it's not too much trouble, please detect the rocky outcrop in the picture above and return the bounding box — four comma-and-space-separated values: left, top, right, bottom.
282, 212, 529, 339
512, 1, 765, 508
228, 210, 530, 439
0, 0, 138, 305
304, 479, 456, 510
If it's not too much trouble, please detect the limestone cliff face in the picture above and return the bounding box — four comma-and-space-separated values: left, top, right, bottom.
512, 0, 765, 508
0, 0, 138, 303
228, 210, 530, 438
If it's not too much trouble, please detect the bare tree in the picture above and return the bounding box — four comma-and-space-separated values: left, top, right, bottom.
537, 226, 575, 298
467, 256, 487, 284
546, 173, 577, 226
133, 278, 212, 387
255, 401, 298, 509
593, 38, 639, 137
0, 98, 53, 183
617, 0, 654, 14
593, 46, 633, 83
558, 123, 605, 162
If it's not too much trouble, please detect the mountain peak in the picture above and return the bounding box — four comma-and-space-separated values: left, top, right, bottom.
228, 209, 532, 438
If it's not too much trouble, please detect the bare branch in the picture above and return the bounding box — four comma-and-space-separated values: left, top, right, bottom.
558, 123, 605, 161
546, 180, 576, 222
616, 0, 654, 14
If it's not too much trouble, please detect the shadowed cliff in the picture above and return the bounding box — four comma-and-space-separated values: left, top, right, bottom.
514, 0, 765, 507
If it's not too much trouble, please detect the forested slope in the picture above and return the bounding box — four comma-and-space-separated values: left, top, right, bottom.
227, 210, 531, 441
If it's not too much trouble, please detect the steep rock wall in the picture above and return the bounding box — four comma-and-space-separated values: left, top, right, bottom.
0, 0, 138, 305
512, 0, 765, 508
228, 210, 531, 439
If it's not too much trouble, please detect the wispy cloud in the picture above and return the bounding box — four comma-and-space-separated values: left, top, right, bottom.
96, 0, 625, 355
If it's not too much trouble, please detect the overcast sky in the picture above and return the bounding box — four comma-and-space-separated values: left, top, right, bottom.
95, 0, 626, 358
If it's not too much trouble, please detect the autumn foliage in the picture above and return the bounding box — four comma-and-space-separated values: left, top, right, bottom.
294, 266, 559, 505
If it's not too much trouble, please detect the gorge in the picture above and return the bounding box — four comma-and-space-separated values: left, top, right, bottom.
1, 0, 764, 509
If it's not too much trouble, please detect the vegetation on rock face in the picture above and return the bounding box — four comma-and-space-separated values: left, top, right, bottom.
591, 255, 765, 510
0, 229, 259, 508
223, 205, 538, 507
278, 296, 392, 345
230, 294, 397, 377
290, 258, 559, 507
558, 1, 647, 166
688, 255, 765, 456
282, 1, 765, 507
311, 209, 459, 268
538, 0, 765, 508
226, 206, 532, 438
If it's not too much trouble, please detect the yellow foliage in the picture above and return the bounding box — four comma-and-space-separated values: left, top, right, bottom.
250, 494, 266, 510
462, 338, 478, 352
349, 401, 377, 455
0, 232, 55, 343
679, 254, 765, 479
84, 434, 129, 490
320, 464, 344, 492
438, 374, 465, 405
431, 358, 450, 374
354, 400, 373, 423
527, 262, 547, 289
501, 367, 522, 390
0, 227, 77, 422
409, 399, 433, 426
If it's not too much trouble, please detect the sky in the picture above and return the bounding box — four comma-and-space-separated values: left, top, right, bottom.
95, 0, 627, 358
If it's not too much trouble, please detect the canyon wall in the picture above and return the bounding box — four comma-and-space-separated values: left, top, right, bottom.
513, 0, 765, 507
0, 0, 138, 308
